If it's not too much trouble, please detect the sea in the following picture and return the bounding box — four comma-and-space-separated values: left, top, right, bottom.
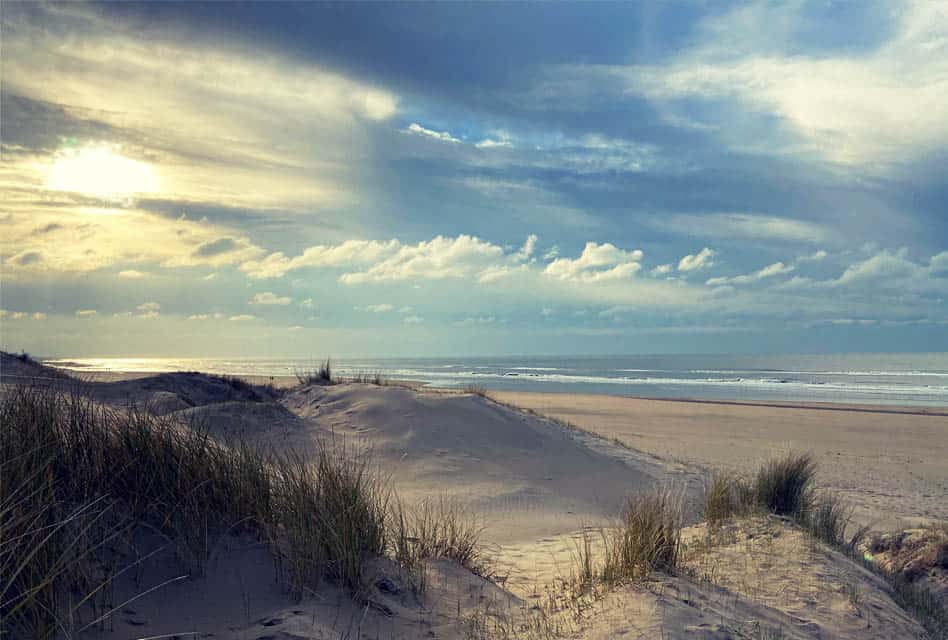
43, 353, 948, 407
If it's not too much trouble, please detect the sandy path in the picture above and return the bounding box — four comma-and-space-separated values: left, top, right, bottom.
493, 391, 948, 531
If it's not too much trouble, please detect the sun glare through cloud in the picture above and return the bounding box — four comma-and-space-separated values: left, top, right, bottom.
46, 145, 160, 199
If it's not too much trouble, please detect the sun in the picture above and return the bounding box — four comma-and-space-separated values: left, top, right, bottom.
46, 145, 160, 199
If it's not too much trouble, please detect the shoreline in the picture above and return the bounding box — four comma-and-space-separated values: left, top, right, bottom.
18, 367, 948, 414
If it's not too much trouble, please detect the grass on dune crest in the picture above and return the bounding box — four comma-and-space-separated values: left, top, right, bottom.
294, 358, 333, 385
570, 487, 684, 593
700, 451, 948, 639
0, 383, 485, 639
703, 451, 817, 525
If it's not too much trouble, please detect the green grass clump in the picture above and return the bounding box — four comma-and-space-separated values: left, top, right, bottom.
702, 452, 816, 525
805, 492, 853, 547
295, 358, 333, 385
601, 488, 682, 584
753, 451, 816, 518
703, 473, 752, 526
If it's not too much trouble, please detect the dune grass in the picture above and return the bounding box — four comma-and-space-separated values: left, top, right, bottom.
294, 358, 333, 385
0, 383, 483, 638
601, 488, 682, 584
702, 452, 816, 525
753, 451, 816, 518
698, 452, 948, 638
462, 383, 489, 397
390, 496, 488, 595
569, 487, 683, 592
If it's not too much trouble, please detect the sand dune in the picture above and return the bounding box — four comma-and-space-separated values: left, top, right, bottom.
282, 383, 703, 543
2, 355, 941, 638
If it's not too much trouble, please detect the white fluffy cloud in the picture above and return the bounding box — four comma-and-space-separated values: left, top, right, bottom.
544, 242, 643, 282
136, 301, 161, 318
475, 138, 513, 149
677, 248, 716, 272
241, 240, 400, 279
706, 262, 794, 286
250, 292, 292, 306
836, 249, 919, 287
405, 123, 461, 144
339, 235, 507, 284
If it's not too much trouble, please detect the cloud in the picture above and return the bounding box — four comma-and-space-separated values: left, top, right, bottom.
33, 222, 62, 234
677, 248, 715, 272
544, 242, 643, 282
8, 251, 43, 267
651, 264, 672, 275
405, 122, 461, 144
75, 309, 97, 317
0, 309, 46, 320
118, 269, 148, 278
514, 234, 538, 261
363, 304, 394, 313
241, 239, 401, 279
229, 314, 255, 321
188, 314, 211, 320
2, 206, 266, 275
930, 251, 948, 274
300, 298, 316, 308
619, 2, 948, 165
836, 249, 919, 287
3, 3, 399, 213
798, 250, 828, 263
135, 301, 161, 318
457, 315, 496, 325
250, 292, 292, 306
193, 237, 241, 258
662, 214, 828, 244
402, 315, 423, 324
706, 261, 794, 286
340, 235, 508, 284
475, 138, 513, 149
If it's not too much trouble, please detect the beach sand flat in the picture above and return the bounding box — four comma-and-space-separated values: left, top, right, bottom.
493, 391, 948, 531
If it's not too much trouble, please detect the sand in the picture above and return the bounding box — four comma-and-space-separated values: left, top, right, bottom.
493, 391, 948, 532
3, 354, 942, 638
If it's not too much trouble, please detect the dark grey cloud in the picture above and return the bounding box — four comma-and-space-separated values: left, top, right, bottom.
9, 251, 43, 266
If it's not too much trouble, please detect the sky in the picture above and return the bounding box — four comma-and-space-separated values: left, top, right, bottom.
1, 0, 946, 358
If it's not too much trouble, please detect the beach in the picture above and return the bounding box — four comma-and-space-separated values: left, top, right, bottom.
494, 391, 948, 531
5, 353, 947, 638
